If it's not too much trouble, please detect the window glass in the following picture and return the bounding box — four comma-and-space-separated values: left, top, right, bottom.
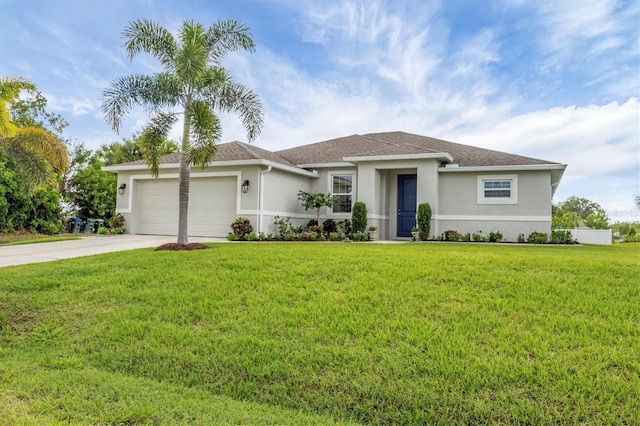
332, 175, 352, 212
484, 180, 511, 198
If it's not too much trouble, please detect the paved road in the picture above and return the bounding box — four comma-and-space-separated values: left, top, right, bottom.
0, 235, 225, 268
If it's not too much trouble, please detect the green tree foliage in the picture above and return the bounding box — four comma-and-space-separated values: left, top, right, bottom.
417, 203, 432, 240
64, 144, 117, 220
584, 211, 610, 229
352, 201, 367, 233
102, 19, 263, 245
0, 76, 68, 193
553, 196, 609, 229
551, 210, 580, 229
0, 150, 63, 234
99, 133, 179, 166
297, 190, 339, 225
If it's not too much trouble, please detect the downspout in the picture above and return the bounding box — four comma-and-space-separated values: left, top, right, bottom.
258, 165, 272, 233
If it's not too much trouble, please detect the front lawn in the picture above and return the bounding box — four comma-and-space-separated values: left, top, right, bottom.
0, 232, 79, 246
0, 243, 638, 424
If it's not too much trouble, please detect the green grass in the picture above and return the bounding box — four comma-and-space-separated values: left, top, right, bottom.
0, 243, 638, 425
0, 232, 79, 246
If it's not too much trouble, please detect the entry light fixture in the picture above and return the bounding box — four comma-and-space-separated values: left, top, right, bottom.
118, 183, 127, 195
241, 179, 250, 193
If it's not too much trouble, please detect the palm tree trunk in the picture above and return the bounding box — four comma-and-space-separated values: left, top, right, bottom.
177, 153, 190, 245
177, 107, 191, 245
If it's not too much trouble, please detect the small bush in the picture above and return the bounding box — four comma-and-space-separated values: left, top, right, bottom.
231, 217, 253, 240
108, 214, 126, 230
245, 232, 257, 241
417, 203, 432, 241
488, 231, 503, 243
527, 231, 549, 244
352, 202, 367, 233
329, 232, 340, 241
97, 227, 108, 235
226, 233, 239, 241
306, 219, 318, 228
517, 233, 525, 243
444, 230, 463, 241
337, 220, 352, 239
273, 216, 293, 238
322, 219, 338, 234
352, 231, 367, 241
551, 230, 574, 244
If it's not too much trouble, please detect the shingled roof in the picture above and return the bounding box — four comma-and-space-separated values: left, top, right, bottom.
111, 132, 561, 169
113, 141, 296, 168
276, 131, 560, 167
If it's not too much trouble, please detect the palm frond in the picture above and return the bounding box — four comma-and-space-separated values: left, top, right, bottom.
1, 137, 53, 193
1, 76, 36, 137
209, 82, 264, 142
101, 74, 181, 133
205, 20, 256, 63
175, 21, 209, 86
185, 100, 220, 168
139, 112, 178, 177
122, 19, 177, 70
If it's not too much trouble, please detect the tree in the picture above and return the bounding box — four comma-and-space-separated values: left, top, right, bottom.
553, 196, 609, 228
297, 190, 339, 226
102, 19, 263, 245
585, 211, 610, 229
98, 133, 179, 166
0, 76, 68, 193
64, 143, 117, 220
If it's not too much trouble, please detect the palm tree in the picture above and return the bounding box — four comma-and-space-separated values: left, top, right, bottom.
102, 19, 263, 245
0, 76, 68, 192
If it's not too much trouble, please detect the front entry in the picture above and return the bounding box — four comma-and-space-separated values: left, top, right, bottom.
397, 174, 417, 237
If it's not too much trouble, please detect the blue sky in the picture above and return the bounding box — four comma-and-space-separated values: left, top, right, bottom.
1, 0, 639, 221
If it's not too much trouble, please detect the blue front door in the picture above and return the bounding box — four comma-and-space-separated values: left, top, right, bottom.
397, 174, 417, 237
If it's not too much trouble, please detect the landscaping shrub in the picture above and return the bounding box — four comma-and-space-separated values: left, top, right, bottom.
231, 217, 253, 240
352, 231, 367, 241
97, 226, 108, 235
443, 230, 463, 241
527, 231, 548, 244
551, 229, 574, 244
337, 220, 352, 239
417, 203, 431, 240
273, 216, 293, 239
352, 201, 367, 233
306, 219, 318, 228
322, 218, 337, 234
488, 231, 503, 243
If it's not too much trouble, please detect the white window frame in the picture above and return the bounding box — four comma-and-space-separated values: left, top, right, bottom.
330, 173, 355, 214
477, 174, 518, 205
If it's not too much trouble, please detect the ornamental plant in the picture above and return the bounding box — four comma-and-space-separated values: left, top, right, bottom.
417, 203, 431, 241
297, 191, 339, 225
352, 201, 367, 233
230, 217, 253, 240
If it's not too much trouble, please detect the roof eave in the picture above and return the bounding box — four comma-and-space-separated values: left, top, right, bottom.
438, 164, 567, 173
103, 159, 319, 178
342, 152, 454, 163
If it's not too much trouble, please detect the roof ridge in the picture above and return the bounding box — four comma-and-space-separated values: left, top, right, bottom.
358, 134, 440, 156
233, 141, 262, 160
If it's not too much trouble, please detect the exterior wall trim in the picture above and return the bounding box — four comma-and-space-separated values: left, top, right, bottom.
434, 214, 549, 222
344, 152, 453, 163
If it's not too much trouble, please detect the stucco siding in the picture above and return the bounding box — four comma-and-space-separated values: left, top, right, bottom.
437, 170, 553, 240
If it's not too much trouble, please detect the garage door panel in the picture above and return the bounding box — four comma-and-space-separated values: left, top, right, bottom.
135, 176, 237, 237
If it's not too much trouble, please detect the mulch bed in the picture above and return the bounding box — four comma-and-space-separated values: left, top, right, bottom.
154, 243, 209, 251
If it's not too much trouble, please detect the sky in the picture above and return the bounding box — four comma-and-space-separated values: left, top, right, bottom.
1, 0, 639, 221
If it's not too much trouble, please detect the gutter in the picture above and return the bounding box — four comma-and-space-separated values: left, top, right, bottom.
258, 165, 272, 233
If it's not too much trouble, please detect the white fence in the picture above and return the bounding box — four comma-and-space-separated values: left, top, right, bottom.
558, 228, 612, 245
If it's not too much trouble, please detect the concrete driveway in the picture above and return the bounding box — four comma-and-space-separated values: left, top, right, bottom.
0, 235, 225, 268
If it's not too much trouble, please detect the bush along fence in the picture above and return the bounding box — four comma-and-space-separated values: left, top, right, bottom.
435, 229, 577, 245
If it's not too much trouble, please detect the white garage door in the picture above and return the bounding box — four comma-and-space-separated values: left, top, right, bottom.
135, 176, 237, 237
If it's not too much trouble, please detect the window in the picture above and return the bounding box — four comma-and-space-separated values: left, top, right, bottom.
477, 175, 518, 204
483, 180, 511, 198
332, 175, 353, 212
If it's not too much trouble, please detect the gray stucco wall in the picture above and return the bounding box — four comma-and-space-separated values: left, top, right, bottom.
436, 170, 553, 240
